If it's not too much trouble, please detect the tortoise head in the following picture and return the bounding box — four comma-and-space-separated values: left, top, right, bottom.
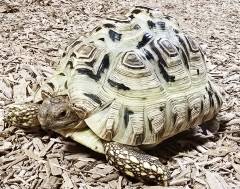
38, 93, 80, 131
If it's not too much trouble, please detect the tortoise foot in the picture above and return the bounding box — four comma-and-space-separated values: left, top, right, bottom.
104, 142, 170, 185
201, 117, 220, 134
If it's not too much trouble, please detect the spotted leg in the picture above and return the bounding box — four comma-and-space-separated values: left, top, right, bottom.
4, 103, 40, 129
104, 142, 170, 185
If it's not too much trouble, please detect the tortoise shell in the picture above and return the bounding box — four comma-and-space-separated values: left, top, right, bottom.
36, 6, 222, 147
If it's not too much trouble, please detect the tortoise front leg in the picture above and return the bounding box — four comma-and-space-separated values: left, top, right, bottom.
4, 103, 40, 129
104, 142, 170, 185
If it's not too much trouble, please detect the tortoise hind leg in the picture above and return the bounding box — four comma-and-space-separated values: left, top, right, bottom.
4, 103, 40, 129
104, 142, 170, 185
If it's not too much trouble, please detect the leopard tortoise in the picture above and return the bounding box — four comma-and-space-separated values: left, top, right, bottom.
4, 6, 223, 185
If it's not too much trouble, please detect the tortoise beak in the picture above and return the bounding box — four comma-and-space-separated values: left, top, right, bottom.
38, 116, 50, 130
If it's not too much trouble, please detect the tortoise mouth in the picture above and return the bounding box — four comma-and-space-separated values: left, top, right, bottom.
40, 119, 81, 131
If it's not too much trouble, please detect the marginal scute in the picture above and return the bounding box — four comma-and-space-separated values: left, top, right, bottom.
187, 93, 204, 125
105, 118, 115, 140
127, 110, 145, 145
158, 98, 185, 137
146, 104, 166, 136
85, 100, 120, 141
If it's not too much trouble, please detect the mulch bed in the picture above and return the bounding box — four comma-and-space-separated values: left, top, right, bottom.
0, 0, 239, 188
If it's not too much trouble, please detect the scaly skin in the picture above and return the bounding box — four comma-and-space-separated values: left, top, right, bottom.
104, 142, 170, 185
4, 103, 40, 129
4, 98, 170, 185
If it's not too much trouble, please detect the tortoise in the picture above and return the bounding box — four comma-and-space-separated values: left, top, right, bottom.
4, 6, 223, 185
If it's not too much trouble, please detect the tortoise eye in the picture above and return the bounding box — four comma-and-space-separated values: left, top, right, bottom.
57, 110, 67, 118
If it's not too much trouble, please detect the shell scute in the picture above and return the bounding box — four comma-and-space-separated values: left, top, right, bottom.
157, 39, 178, 57
75, 43, 97, 59
122, 52, 146, 69
146, 104, 166, 135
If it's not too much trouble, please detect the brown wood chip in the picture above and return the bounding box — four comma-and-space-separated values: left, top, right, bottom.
48, 157, 62, 176
205, 171, 230, 189
0, 0, 239, 188
0, 141, 12, 152
1, 155, 27, 170
39, 140, 55, 157
62, 171, 74, 189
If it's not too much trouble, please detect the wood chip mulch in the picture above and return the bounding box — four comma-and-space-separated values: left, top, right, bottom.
0, 0, 239, 188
